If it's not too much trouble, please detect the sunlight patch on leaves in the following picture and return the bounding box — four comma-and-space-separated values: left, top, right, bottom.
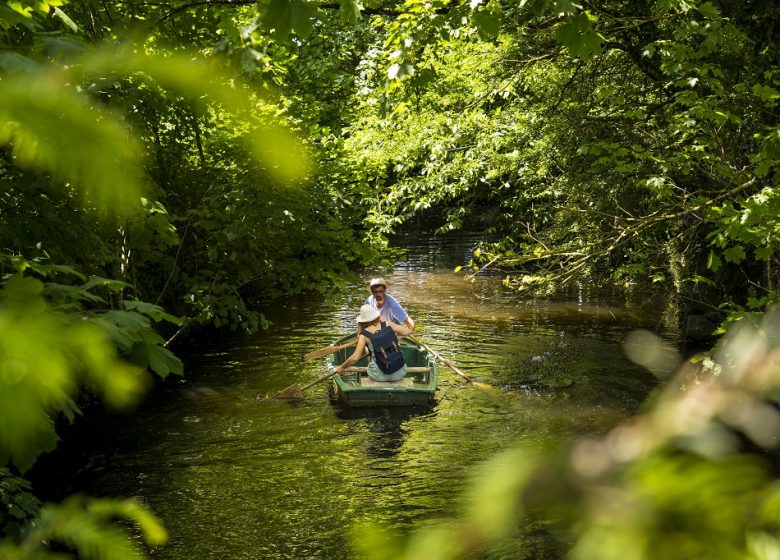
0, 74, 145, 215
79, 46, 312, 184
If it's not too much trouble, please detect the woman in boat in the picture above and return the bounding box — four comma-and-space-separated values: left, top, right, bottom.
334, 304, 411, 381
364, 278, 415, 332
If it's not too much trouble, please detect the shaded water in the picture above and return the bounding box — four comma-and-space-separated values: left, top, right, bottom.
33, 231, 669, 559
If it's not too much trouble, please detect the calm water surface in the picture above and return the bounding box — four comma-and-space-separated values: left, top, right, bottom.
35, 231, 669, 559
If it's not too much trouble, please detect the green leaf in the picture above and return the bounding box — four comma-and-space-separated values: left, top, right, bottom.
554, 12, 604, 60
691, 275, 715, 287
339, 0, 362, 24
51, 6, 78, 32
697, 1, 720, 18
15, 260, 86, 281
1, 274, 45, 311
261, 0, 317, 39
81, 275, 131, 293
116, 499, 168, 546
0, 53, 39, 74
0, 5, 36, 28
147, 345, 184, 378
6, 1, 34, 18
724, 245, 746, 264
123, 300, 182, 325
0, 290, 151, 470
101, 309, 152, 332
411, 67, 437, 88
91, 317, 136, 352
656, 0, 696, 13
747, 296, 768, 310
39, 35, 87, 59
42, 283, 106, 305
551, 0, 579, 16
753, 84, 780, 104
755, 246, 774, 260
22, 496, 168, 558
79, 45, 309, 185
0, 74, 145, 215
388, 62, 415, 80
707, 250, 722, 272
472, 9, 501, 39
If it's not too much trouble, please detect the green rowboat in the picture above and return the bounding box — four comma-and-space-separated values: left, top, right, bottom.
329, 334, 439, 407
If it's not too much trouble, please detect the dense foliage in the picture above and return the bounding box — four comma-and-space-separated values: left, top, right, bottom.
1, 0, 375, 555
3, 0, 780, 557
340, 0, 780, 330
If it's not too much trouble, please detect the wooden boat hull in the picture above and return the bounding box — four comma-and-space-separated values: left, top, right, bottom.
330, 335, 438, 407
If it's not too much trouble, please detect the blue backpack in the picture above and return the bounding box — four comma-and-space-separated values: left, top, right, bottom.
362, 322, 406, 375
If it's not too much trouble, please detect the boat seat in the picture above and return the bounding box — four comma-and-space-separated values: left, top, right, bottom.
345, 366, 429, 373
359, 378, 415, 388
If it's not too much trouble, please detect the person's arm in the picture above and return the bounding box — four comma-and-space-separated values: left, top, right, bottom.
387, 295, 413, 331
334, 336, 368, 374
389, 322, 411, 338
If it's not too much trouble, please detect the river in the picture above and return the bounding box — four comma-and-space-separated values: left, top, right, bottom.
31, 230, 669, 559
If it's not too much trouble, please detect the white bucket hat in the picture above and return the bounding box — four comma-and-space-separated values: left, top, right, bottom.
368, 277, 387, 291
356, 304, 380, 324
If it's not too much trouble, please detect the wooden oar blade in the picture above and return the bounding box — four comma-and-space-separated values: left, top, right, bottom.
272, 384, 305, 400
472, 381, 499, 391
302, 338, 357, 362
302, 346, 338, 361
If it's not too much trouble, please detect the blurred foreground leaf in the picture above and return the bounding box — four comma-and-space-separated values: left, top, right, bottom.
0, 272, 150, 472
0, 44, 310, 218
78, 45, 312, 184
0, 73, 144, 215
0, 495, 166, 560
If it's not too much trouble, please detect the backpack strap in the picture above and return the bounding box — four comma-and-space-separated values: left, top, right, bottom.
362, 322, 395, 358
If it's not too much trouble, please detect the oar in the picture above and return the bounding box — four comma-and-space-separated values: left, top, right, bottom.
408, 335, 496, 390
302, 338, 357, 362
273, 366, 347, 399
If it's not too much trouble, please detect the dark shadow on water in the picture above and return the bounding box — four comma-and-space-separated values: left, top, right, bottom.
335, 405, 437, 459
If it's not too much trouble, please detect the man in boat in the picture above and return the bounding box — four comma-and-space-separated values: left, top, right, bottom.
335, 305, 411, 381
364, 278, 415, 333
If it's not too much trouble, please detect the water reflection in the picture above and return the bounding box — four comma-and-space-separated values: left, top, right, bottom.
336, 406, 436, 460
